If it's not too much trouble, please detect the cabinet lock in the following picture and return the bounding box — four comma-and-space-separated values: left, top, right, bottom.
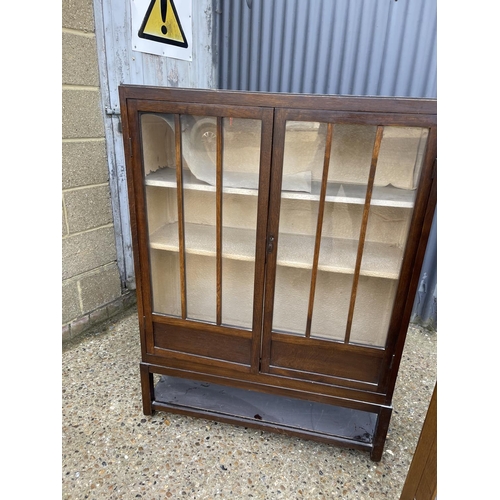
267, 235, 275, 253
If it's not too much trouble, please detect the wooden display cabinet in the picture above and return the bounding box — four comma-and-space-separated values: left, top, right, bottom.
119, 85, 436, 461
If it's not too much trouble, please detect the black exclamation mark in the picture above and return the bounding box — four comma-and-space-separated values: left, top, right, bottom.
161, 0, 168, 35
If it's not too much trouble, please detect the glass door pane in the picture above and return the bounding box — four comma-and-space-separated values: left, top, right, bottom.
271, 121, 324, 334
348, 126, 429, 346
181, 114, 217, 323
309, 124, 376, 341
180, 115, 262, 328
141, 112, 182, 317
271, 120, 429, 348
140, 111, 262, 329
221, 118, 261, 329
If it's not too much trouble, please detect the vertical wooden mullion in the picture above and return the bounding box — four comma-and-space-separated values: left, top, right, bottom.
260, 108, 287, 373
175, 114, 187, 320
344, 125, 384, 343
305, 123, 334, 338
216, 117, 223, 326
251, 108, 274, 374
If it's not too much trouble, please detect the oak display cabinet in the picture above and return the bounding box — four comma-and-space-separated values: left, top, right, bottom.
119, 85, 437, 461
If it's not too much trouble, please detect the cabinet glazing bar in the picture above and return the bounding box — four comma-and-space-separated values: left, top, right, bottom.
175, 114, 188, 320
344, 126, 384, 344
305, 123, 334, 339
216, 117, 223, 326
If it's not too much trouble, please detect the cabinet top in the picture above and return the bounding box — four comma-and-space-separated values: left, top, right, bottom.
118, 85, 436, 117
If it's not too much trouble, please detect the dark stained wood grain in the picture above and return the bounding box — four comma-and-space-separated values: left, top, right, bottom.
344, 125, 384, 344
120, 86, 437, 462
126, 100, 156, 353
141, 361, 387, 409
118, 92, 149, 359
260, 107, 288, 373
153, 321, 253, 366
269, 335, 384, 384
370, 405, 392, 462
216, 117, 223, 326
139, 362, 154, 415
119, 85, 437, 116
250, 108, 275, 373
175, 114, 187, 320
305, 122, 334, 338
400, 384, 437, 499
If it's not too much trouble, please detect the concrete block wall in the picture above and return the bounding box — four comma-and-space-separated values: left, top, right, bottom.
62, 0, 134, 342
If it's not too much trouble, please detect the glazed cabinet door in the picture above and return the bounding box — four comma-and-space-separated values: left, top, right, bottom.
125, 98, 273, 372
261, 107, 436, 391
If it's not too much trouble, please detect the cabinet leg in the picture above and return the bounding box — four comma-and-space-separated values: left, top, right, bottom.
140, 363, 154, 416
370, 406, 392, 462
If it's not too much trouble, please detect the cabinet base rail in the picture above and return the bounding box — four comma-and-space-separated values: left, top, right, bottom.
140, 363, 392, 462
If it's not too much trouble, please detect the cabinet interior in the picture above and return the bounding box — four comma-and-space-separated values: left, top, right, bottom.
141, 113, 427, 346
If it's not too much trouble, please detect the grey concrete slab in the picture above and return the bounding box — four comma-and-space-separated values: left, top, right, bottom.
62, 307, 437, 499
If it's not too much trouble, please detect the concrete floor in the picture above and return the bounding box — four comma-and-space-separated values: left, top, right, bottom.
62, 305, 436, 499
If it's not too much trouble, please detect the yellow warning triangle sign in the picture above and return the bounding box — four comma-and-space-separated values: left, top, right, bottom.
138, 0, 188, 48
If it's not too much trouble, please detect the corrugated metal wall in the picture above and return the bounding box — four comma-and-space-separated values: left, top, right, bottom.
216, 0, 437, 328
411, 209, 437, 330
217, 0, 436, 97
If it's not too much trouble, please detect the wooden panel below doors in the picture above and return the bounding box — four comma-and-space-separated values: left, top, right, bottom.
153, 321, 253, 366
269, 334, 385, 385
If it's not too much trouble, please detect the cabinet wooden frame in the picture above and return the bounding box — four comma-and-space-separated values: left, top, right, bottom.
119, 85, 437, 462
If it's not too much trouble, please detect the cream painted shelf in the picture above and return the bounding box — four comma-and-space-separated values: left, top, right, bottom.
146, 167, 258, 197
286, 180, 416, 208
146, 167, 416, 208
276, 233, 403, 279
150, 223, 256, 262
150, 222, 403, 279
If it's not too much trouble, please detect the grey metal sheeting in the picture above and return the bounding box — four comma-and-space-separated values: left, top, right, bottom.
217, 0, 437, 98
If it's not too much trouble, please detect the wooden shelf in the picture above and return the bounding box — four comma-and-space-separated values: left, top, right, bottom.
146, 167, 415, 207
150, 223, 256, 262
287, 180, 416, 208
150, 222, 403, 279
146, 167, 258, 197
277, 232, 403, 279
